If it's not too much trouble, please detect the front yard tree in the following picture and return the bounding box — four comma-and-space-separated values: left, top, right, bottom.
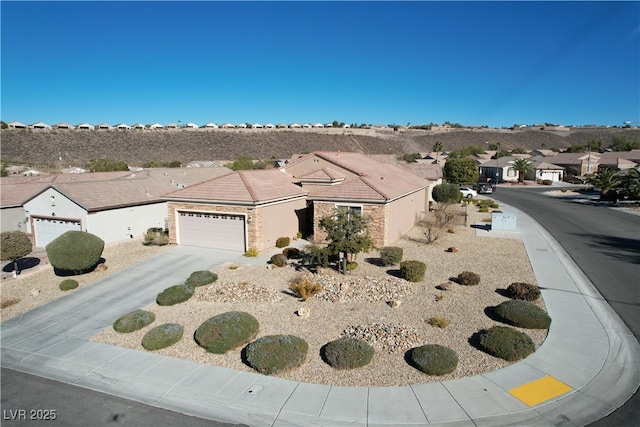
443, 157, 479, 185
512, 158, 534, 183
1, 231, 33, 275
319, 208, 374, 273
587, 168, 622, 200
433, 141, 443, 164
432, 183, 463, 204
616, 168, 640, 200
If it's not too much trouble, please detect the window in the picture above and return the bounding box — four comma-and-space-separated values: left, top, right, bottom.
336, 204, 362, 221
507, 168, 516, 177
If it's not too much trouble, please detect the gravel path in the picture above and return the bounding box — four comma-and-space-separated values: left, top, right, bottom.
88, 207, 548, 387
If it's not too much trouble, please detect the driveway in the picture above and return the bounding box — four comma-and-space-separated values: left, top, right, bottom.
2, 246, 243, 338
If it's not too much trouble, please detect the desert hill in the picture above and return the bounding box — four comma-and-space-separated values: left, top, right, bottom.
2, 127, 638, 169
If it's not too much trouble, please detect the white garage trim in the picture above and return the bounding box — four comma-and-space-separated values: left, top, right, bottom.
32, 216, 82, 247
177, 210, 246, 251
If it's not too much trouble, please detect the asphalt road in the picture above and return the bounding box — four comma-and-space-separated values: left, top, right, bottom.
0, 368, 246, 427
491, 186, 640, 427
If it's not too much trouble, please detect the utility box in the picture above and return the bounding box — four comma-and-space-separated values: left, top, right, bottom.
491, 213, 517, 231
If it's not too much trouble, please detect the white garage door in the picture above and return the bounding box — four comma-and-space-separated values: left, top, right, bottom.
33, 217, 82, 247
178, 211, 245, 251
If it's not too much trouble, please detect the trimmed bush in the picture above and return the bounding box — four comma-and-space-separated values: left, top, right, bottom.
479, 205, 489, 213
432, 183, 463, 204
143, 229, 169, 246
59, 279, 79, 291
506, 282, 541, 301
1, 231, 32, 262
113, 309, 155, 333
185, 270, 218, 287
289, 277, 322, 301
542, 179, 553, 186
244, 335, 308, 375
400, 260, 426, 282
141, 323, 183, 350
283, 247, 302, 259
156, 284, 195, 306
323, 337, 374, 370
457, 271, 480, 286
346, 261, 358, 271
270, 253, 287, 267
195, 311, 259, 354
479, 326, 535, 361
275, 236, 291, 248
46, 231, 104, 275
410, 344, 459, 376
379, 246, 403, 266
494, 300, 551, 329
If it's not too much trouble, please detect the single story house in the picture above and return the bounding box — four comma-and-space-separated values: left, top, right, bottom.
202, 123, 219, 129
76, 123, 95, 130
163, 170, 309, 251
525, 157, 565, 182
185, 123, 199, 129
545, 152, 600, 177
132, 123, 146, 130
150, 123, 164, 130
30, 122, 51, 130
96, 123, 114, 130
7, 121, 28, 129
116, 123, 131, 130
162, 151, 432, 252
12, 168, 231, 247
53, 122, 75, 130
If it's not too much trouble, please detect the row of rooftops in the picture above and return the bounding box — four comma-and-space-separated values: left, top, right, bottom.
4, 121, 353, 131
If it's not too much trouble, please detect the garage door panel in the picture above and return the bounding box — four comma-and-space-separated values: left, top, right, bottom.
178, 212, 245, 251
33, 217, 82, 247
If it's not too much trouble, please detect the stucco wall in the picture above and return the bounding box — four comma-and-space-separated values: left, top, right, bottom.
385, 189, 427, 245
86, 203, 167, 243
1, 207, 26, 233
24, 188, 87, 234
261, 199, 308, 249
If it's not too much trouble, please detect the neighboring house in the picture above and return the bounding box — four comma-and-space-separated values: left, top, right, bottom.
478, 156, 527, 183
116, 123, 131, 130
289, 123, 301, 128
53, 122, 75, 130
312, 123, 324, 128
235, 123, 247, 129
185, 123, 199, 129
163, 170, 308, 252
186, 161, 224, 168
30, 122, 52, 130
7, 121, 28, 129
132, 123, 146, 130
524, 157, 565, 182
149, 123, 164, 130
165, 123, 180, 129
5, 169, 231, 247
76, 123, 95, 130
545, 152, 601, 177
276, 123, 288, 129
252, 123, 263, 129
302, 123, 312, 128
202, 123, 218, 129
61, 167, 88, 174
220, 123, 235, 129
264, 123, 276, 129
96, 123, 114, 130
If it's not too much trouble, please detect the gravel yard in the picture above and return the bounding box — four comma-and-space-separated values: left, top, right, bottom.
86, 207, 549, 387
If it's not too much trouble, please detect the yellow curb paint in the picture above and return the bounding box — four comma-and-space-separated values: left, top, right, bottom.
508, 376, 573, 406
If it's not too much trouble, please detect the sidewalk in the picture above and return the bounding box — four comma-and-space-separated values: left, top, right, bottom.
2, 205, 639, 426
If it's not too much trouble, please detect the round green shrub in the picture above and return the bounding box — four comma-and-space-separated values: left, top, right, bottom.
495, 300, 551, 329
323, 337, 374, 370
410, 344, 459, 376
457, 271, 480, 286
59, 279, 79, 291
506, 282, 541, 301
276, 236, 291, 248
270, 253, 287, 267
542, 179, 553, 186
156, 284, 195, 306
46, 231, 105, 275
1, 231, 32, 262
141, 323, 184, 350
432, 183, 463, 204
479, 326, 535, 361
379, 246, 403, 266
283, 247, 302, 259
400, 260, 426, 282
185, 270, 218, 287
195, 311, 259, 354
244, 335, 308, 375
113, 309, 155, 333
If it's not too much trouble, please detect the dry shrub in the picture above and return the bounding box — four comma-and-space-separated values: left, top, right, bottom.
1, 297, 20, 309
289, 276, 322, 301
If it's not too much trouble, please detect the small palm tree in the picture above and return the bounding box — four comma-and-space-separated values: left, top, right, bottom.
587, 168, 622, 199
433, 141, 443, 164
511, 158, 534, 183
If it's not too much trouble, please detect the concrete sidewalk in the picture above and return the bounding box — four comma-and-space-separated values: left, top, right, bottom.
2, 207, 639, 426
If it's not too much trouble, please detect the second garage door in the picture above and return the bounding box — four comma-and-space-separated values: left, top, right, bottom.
33, 217, 82, 247
178, 211, 246, 251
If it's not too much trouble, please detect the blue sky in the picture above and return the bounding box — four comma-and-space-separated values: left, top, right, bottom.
2, 1, 638, 128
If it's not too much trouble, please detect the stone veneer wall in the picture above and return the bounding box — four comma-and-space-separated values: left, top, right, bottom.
312, 201, 387, 248
167, 202, 262, 251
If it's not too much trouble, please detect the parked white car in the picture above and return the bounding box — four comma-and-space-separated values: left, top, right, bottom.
459, 186, 478, 199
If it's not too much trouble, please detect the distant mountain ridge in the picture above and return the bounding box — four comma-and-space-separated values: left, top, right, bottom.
2, 127, 638, 169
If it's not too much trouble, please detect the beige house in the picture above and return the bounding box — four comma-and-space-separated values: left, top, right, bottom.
162, 152, 431, 252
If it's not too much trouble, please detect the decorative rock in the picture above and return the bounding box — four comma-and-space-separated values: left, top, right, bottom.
297, 307, 310, 318
447, 247, 460, 253
95, 263, 108, 271
437, 281, 454, 291
387, 300, 403, 308
340, 283, 349, 292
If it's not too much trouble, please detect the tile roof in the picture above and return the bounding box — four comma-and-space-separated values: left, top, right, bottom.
11, 168, 231, 211
163, 169, 308, 204
285, 152, 430, 201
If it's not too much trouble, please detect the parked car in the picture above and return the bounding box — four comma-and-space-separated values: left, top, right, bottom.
459, 186, 478, 199
477, 183, 493, 194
